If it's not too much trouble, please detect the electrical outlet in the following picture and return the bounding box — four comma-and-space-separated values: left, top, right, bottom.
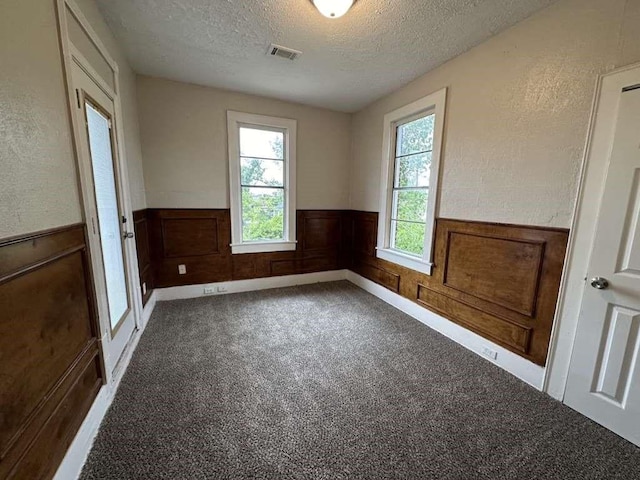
203, 286, 215, 295
178, 264, 187, 275
216, 286, 228, 293
481, 347, 498, 360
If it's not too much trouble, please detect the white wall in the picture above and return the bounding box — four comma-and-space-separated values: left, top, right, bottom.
0, 0, 146, 239
137, 76, 352, 210
0, 0, 81, 238
350, 0, 640, 229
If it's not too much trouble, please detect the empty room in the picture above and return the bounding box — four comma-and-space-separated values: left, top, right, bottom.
2, 0, 640, 478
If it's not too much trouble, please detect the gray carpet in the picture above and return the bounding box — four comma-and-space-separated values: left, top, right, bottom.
81, 281, 640, 479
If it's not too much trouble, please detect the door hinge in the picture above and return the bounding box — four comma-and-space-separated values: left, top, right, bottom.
75, 89, 81, 109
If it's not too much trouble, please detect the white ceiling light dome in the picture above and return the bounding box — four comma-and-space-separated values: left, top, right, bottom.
312, 0, 354, 18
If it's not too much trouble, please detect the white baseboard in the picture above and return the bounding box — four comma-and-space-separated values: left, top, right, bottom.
155, 269, 349, 301
53, 293, 158, 480
345, 271, 545, 389
141, 289, 157, 328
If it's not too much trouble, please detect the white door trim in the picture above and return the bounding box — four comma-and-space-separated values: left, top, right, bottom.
543, 62, 640, 400
55, 0, 143, 382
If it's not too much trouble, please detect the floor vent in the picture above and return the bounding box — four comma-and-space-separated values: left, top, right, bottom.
268, 43, 302, 61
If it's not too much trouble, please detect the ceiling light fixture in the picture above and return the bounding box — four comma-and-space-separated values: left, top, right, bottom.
312, 0, 354, 19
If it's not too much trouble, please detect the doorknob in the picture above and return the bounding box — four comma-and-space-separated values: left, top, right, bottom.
123, 232, 134, 239
590, 277, 609, 290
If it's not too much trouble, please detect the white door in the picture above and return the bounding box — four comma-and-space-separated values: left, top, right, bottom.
564, 81, 640, 446
71, 60, 137, 376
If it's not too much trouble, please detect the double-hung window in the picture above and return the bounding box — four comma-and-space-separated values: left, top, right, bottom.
227, 111, 297, 254
377, 88, 447, 275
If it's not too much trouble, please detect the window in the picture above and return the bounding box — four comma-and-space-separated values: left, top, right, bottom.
227, 111, 297, 254
377, 88, 447, 275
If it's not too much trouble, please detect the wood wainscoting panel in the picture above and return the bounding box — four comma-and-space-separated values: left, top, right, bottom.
355, 260, 401, 293
147, 209, 349, 286
443, 231, 545, 317
232, 251, 297, 279
148, 209, 232, 287
269, 257, 299, 277
234, 211, 348, 279
296, 210, 348, 274
351, 211, 377, 258
348, 212, 569, 366
133, 210, 152, 305
300, 211, 342, 252
417, 284, 532, 353
162, 218, 219, 257
0, 224, 103, 480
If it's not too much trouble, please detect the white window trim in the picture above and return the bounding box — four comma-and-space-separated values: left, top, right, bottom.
376, 87, 447, 275
227, 111, 297, 255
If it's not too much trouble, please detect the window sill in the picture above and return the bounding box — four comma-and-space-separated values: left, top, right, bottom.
231, 241, 297, 255
376, 248, 433, 275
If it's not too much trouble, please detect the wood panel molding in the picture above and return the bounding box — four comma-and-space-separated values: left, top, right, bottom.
147, 209, 350, 287
351, 211, 378, 258
355, 260, 401, 293
348, 212, 568, 366
442, 231, 545, 317
162, 218, 219, 257
299, 211, 342, 252
0, 224, 103, 480
133, 210, 152, 306
417, 284, 532, 353
148, 209, 232, 288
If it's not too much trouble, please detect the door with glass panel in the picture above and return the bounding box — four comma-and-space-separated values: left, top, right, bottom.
71, 61, 136, 375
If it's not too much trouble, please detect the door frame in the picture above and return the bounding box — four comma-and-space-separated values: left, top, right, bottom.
56, 0, 143, 382
544, 62, 640, 400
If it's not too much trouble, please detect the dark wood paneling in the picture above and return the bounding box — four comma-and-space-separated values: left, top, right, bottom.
148, 209, 232, 288
349, 212, 568, 366
147, 209, 349, 287
300, 212, 342, 251
0, 224, 102, 480
5, 352, 102, 480
351, 211, 377, 257
133, 210, 152, 305
162, 218, 219, 257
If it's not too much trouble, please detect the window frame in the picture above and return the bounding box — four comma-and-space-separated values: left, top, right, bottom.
376, 88, 447, 275
227, 111, 297, 254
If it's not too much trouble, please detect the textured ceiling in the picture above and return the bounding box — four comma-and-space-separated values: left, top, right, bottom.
96, 0, 555, 112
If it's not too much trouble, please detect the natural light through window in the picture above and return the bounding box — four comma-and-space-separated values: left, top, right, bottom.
391, 114, 434, 257
240, 127, 285, 242
377, 88, 447, 275
228, 112, 297, 254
